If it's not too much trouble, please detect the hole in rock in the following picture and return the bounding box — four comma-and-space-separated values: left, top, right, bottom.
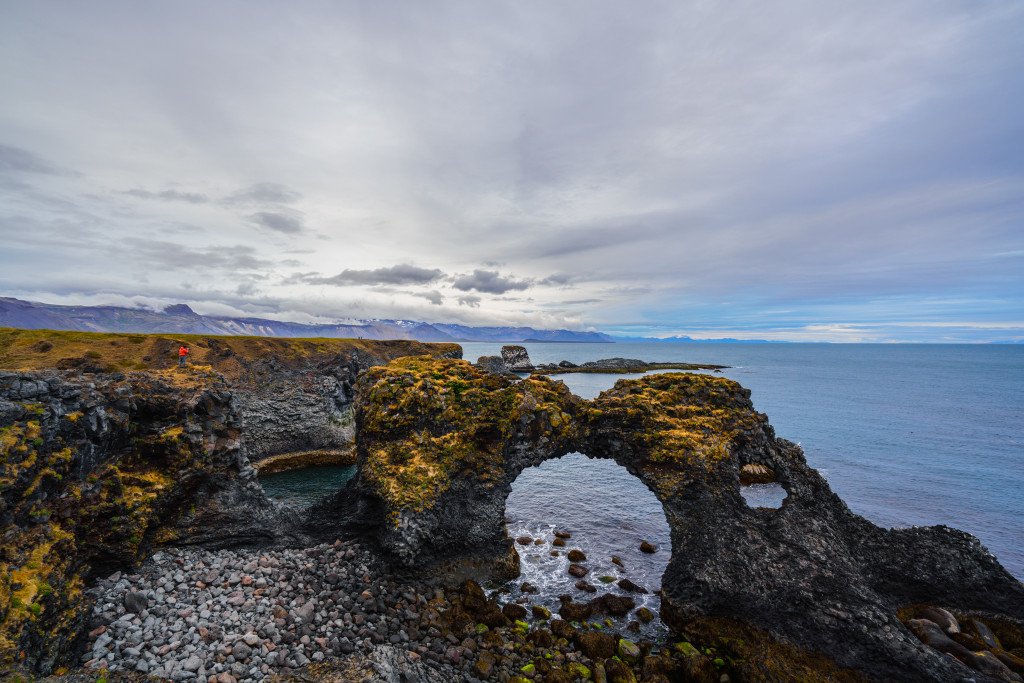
740, 482, 788, 509
502, 452, 671, 641
257, 464, 356, 507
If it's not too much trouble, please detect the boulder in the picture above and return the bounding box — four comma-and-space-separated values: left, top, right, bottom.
527, 629, 554, 648
502, 603, 528, 621
558, 601, 593, 622
919, 607, 960, 634
618, 638, 642, 664
603, 657, 638, 683
568, 563, 589, 578
476, 356, 511, 376
501, 345, 533, 372
124, 591, 148, 614
550, 619, 578, 640
589, 593, 636, 617
567, 549, 587, 562
473, 651, 497, 679
617, 578, 647, 594
574, 631, 617, 659
907, 619, 973, 660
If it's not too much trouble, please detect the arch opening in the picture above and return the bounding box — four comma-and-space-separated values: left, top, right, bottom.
739, 481, 788, 509
500, 452, 672, 641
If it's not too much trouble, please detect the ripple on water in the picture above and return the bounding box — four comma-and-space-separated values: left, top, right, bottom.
502, 452, 672, 641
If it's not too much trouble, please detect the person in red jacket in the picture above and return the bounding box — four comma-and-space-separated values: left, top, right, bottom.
178, 345, 190, 368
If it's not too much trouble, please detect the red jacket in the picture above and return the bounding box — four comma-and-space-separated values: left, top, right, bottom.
179, 347, 189, 356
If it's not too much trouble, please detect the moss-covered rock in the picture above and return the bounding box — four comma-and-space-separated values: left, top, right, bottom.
0, 368, 276, 672
336, 356, 1024, 683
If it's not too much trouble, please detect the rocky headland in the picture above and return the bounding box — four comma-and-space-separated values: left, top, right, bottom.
475, 345, 727, 377
1, 330, 1023, 682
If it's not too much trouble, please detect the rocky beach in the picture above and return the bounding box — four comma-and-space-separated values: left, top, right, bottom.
82, 539, 677, 683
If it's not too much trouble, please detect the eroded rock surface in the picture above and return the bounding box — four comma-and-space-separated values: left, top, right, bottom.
318, 356, 1024, 682
0, 368, 280, 671
0, 336, 462, 673
500, 345, 534, 372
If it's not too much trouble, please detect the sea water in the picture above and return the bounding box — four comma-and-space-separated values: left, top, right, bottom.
260, 343, 1024, 600
463, 342, 1024, 584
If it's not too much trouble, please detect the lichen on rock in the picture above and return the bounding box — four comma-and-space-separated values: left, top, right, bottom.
320, 355, 1024, 683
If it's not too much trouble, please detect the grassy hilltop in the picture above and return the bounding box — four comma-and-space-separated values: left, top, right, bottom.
0, 327, 461, 381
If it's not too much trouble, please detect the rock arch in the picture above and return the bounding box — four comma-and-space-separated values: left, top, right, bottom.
313, 356, 1024, 682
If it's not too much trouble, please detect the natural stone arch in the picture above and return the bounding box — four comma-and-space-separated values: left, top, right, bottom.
312, 355, 1024, 682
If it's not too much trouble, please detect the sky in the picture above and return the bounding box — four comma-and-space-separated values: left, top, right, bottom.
1, 1, 1023, 342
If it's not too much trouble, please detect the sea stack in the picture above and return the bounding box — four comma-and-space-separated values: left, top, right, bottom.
501, 345, 534, 372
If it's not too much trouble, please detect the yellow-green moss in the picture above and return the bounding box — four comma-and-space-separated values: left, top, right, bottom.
359, 362, 763, 523
358, 357, 579, 524
0, 327, 460, 382
586, 372, 761, 498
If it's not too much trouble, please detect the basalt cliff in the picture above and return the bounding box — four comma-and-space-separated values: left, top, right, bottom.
0, 329, 458, 673
313, 355, 1024, 682
1, 331, 1023, 682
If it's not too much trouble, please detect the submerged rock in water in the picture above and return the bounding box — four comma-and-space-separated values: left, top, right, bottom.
617, 578, 648, 594
568, 563, 590, 578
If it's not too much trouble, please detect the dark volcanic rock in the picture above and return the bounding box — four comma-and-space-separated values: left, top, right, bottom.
124, 591, 148, 614
501, 344, 533, 372
589, 593, 636, 617
558, 601, 593, 622
0, 368, 286, 671
574, 630, 617, 659
502, 603, 528, 621
333, 357, 1024, 682
476, 355, 513, 377
617, 578, 648, 594
568, 563, 589, 578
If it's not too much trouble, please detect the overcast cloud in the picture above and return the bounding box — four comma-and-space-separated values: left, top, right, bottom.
306, 265, 445, 287
1, 1, 1022, 341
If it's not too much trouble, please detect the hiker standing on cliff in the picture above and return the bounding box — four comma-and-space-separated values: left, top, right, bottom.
178, 345, 189, 368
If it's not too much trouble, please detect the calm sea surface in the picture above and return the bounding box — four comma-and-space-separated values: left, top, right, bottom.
462, 342, 1024, 583
261, 343, 1023, 620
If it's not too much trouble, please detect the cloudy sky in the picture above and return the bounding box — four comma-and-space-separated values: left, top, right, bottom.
2, 1, 1022, 341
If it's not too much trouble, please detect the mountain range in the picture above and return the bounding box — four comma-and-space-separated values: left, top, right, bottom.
0, 297, 615, 343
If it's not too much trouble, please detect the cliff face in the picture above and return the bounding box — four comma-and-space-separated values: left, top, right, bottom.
322, 356, 1024, 683
0, 368, 280, 671
0, 328, 462, 462
0, 331, 461, 673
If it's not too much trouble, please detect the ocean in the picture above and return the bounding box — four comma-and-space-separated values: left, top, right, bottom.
261, 342, 1023, 635
459, 342, 1024, 581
